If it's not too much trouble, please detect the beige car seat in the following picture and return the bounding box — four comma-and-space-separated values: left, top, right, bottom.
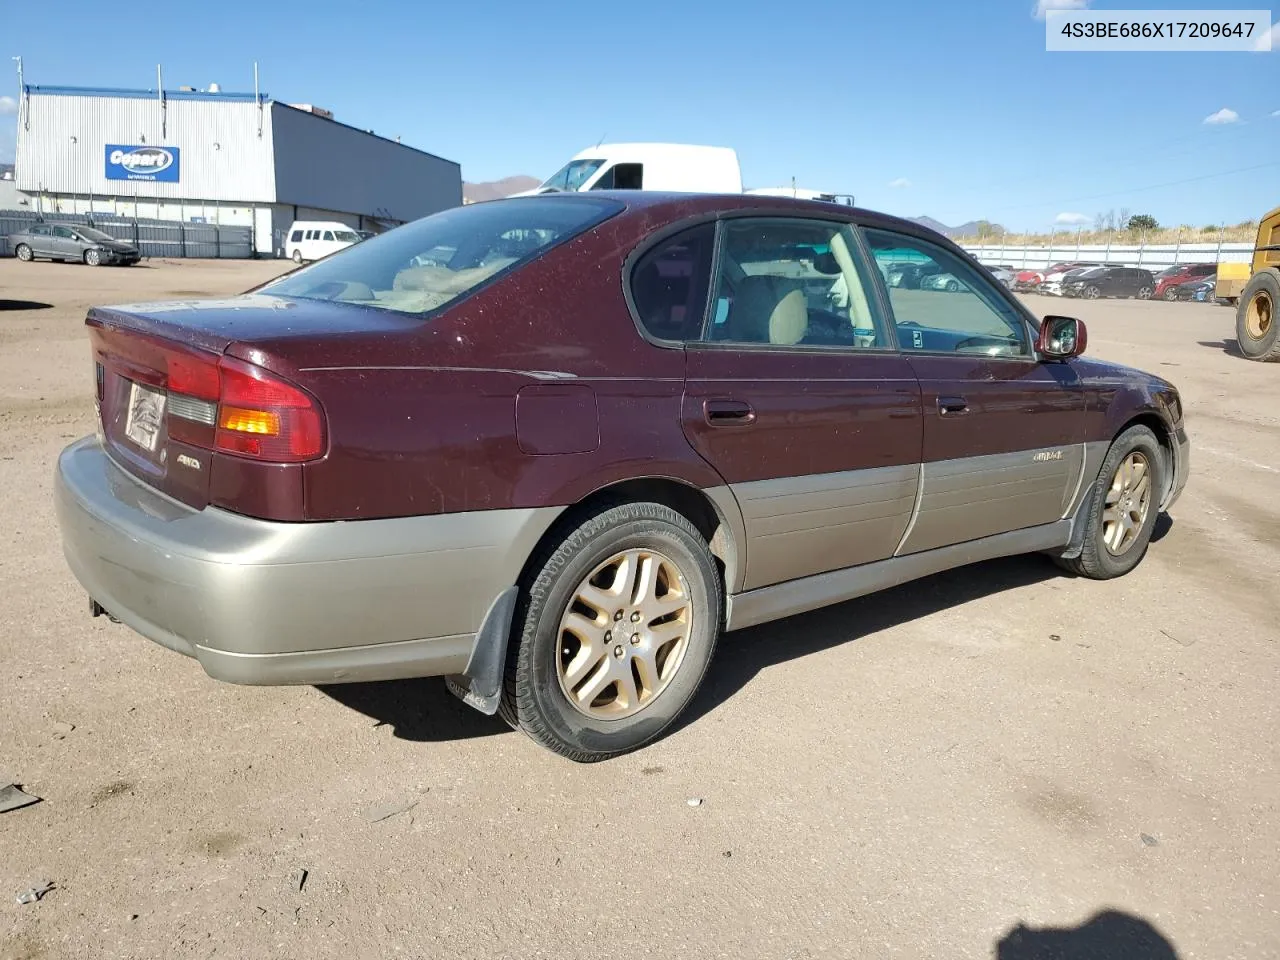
726, 275, 808, 345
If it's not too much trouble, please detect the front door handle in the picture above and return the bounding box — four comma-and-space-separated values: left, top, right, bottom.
937, 396, 969, 416
703, 399, 756, 426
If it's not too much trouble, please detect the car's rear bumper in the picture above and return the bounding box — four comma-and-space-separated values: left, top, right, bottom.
54, 436, 561, 685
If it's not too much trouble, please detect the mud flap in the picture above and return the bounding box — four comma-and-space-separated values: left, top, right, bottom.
446, 586, 519, 716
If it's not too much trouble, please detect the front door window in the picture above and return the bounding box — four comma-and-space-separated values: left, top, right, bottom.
862, 229, 1030, 358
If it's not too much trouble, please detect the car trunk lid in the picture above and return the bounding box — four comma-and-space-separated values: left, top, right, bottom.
86, 294, 352, 513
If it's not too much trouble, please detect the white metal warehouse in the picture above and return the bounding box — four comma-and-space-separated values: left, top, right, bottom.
12, 84, 462, 255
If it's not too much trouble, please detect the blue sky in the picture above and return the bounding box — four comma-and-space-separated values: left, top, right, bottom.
2, 0, 1276, 231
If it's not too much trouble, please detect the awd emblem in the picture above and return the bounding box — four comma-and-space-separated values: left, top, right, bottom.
176, 453, 202, 471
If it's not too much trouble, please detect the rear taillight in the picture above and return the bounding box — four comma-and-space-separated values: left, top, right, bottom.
214, 357, 325, 462
163, 351, 325, 463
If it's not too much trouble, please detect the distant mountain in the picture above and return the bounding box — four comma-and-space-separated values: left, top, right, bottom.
908, 216, 1005, 238
463, 176, 540, 203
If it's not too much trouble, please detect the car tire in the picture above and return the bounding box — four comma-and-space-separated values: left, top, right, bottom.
292, 250, 303, 264
1163, 287, 1179, 301
1084, 285, 1100, 300
944, 280, 959, 292
504, 502, 722, 762
1056, 424, 1164, 580
1235, 269, 1280, 362
1137, 285, 1153, 300
84, 249, 101, 267
15, 243, 33, 262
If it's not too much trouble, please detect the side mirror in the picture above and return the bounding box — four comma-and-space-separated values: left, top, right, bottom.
1037, 315, 1087, 360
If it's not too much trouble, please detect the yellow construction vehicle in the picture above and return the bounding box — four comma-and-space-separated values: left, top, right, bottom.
1228, 205, 1280, 361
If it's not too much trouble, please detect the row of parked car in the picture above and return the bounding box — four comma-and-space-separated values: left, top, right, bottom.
992, 260, 1220, 302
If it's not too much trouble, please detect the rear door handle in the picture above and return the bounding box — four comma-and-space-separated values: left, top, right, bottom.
937, 396, 969, 416
703, 399, 756, 426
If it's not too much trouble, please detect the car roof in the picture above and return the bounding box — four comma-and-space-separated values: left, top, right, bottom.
491, 191, 951, 242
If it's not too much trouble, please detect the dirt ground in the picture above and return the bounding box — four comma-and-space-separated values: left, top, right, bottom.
1, 258, 1277, 960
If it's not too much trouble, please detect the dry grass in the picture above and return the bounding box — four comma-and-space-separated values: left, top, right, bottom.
958, 223, 1257, 246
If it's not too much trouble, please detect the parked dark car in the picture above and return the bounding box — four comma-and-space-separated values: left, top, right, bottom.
1063, 265, 1155, 300
54, 193, 1189, 761
1154, 262, 1217, 300
9, 223, 141, 266
1172, 278, 1218, 302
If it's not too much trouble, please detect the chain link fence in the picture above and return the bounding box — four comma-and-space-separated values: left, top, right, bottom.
0, 210, 253, 259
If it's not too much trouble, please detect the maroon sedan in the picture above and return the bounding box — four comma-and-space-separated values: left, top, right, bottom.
55, 193, 1190, 761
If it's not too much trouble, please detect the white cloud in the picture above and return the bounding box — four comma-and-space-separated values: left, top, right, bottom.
1204, 107, 1240, 125
1055, 212, 1091, 225
888, 177, 911, 189
0, 96, 17, 117
1033, 0, 1090, 20
1255, 21, 1278, 51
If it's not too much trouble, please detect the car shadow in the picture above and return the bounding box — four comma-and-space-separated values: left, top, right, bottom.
676, 552, 1064, 733
995, 909, 1179, 959
316, 677, 509, 742
1197, 338, 1245, 358
0, 299, 54, 311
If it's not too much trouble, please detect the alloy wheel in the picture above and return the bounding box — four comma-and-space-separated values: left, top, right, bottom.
1102, 451, 1153, 555
555, 548, 693, 721
1245, 290, 1273, 342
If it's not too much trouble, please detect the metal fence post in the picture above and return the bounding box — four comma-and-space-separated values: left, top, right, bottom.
216, 225, 221, 259
181, 223, 187, 258
1216, 223, 1224, 264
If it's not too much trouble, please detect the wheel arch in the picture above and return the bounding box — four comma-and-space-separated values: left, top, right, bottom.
1113, 411, 1176, 507
513, 476, 745, 601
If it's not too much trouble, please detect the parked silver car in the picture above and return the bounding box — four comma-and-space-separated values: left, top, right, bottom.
9, 224, 141, 266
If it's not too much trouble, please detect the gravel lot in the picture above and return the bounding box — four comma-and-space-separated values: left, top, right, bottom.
1, 258, 1277, 960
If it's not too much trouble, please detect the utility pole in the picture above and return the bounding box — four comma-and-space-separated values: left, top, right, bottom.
12, 56, 25, 131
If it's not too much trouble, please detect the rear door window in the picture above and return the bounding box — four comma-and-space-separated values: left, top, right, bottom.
706, 218, 886, 349
322, 231, 335, 241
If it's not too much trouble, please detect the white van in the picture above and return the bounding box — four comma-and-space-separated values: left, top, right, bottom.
283, 221, 361, 263
520, 143, 744, 196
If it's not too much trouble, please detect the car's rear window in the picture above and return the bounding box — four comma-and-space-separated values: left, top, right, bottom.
261, 197, 623, 315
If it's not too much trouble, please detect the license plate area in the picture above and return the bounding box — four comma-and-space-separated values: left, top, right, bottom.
124, 380, 167, 453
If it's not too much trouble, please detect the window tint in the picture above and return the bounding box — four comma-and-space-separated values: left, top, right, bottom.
322, 231, 335, 241
630, 223, 714, 341
864, 228, 1029, 358
705, 218, 884, 349
53, 226, 76, 239
31, 225, 49, 236
291, 230, 303, 242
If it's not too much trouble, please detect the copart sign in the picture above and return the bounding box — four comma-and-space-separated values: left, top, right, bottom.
104, 144, 181, 182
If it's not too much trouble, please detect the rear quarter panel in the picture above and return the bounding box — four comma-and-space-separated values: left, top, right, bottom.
289, 211, 724, 521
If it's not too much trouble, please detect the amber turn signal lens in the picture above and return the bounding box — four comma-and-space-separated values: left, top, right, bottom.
219, 406, 281, 436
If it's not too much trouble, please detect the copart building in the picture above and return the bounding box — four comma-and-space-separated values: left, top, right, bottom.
12, 84, 461, 255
